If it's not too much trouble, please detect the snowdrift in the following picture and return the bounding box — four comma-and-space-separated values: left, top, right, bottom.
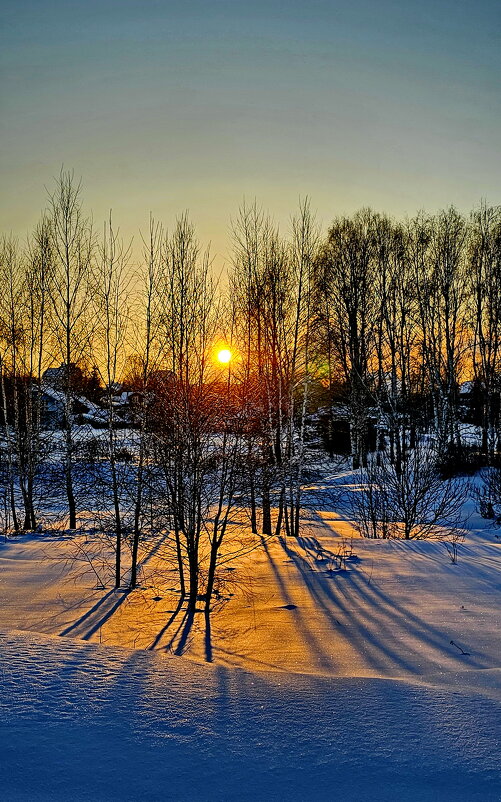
1, 630, 500, 802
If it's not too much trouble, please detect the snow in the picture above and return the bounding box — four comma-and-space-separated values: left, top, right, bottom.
1, 630, 500, 802
1, 472, 500, 800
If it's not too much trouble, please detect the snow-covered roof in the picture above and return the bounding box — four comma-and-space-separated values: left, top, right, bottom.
40, 384, 100, 413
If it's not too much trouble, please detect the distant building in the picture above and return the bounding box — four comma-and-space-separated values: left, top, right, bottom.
39, 384, 103, 429
39, 386, 65, 428
42, 365, 68, 388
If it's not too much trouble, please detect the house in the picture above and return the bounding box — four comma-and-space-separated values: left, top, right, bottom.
39, 386, 65, 428
39, 385, 104, 429
42, 365, 68, 389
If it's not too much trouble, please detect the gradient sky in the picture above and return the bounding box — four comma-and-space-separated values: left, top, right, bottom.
1, 0, 500, 268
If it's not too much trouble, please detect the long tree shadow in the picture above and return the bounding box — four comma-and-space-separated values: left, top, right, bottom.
81, 590, 132, 640
259, 534, 344, 673
59, 590, 116, 636
58, 589, 131, 641
205, 612, 213, 662
148, 594, 185, 650
159, 607, 192, 654
341, 565, 487, 670
280, 537, 432, 674
139, 531, 171, 567
279, 535, 487, 675
174, 609, 196, 656
280, 537, 417, 673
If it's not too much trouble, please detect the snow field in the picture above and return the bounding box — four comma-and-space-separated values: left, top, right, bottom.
1, 630, 500, 802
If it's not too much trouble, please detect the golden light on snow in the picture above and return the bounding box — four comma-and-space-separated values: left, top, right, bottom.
217, 348, 232, 364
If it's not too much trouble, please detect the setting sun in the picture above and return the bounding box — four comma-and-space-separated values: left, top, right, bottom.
217, 348, 232, 364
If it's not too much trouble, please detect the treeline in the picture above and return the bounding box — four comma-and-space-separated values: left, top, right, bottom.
315, 205, 501, 470
1, 172, 500, 602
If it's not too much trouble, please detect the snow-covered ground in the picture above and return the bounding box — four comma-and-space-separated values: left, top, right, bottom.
1, 630, 500, 802
1, 473, 500, 800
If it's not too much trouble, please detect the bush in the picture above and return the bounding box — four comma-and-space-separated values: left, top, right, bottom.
79, 439, 106, 464
437, 444, 486, 479
351, 443, 468, 540
114, 447, 134, 463
474, 466, 501, 520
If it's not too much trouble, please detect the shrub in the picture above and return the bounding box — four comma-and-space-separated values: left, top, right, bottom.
351, 443, 468, 540
437, 444, 486, 479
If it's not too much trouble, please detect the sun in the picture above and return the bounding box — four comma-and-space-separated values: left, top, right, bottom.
217, 348, 232, 364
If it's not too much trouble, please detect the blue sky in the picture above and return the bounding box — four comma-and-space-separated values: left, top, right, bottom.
1, 0, 500, 266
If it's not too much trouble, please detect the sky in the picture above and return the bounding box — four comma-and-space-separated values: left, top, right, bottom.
1, 0, 500, 269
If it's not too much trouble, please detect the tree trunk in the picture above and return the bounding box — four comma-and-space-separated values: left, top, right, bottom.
262, 468, 272, 536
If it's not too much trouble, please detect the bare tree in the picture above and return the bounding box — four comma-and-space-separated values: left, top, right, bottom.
230, 204, 284, 535
19, 219, 50, 529
231, 204, 296, 536
92, 213, 132, 587
128, 215, 164, 589
373, 215, 420, 472
282, 200, 318, 538
230, 200, 319, 540
152, 213, 238, 613
351, 442, 467, 540
47, 170, 94, 529
412, 208, 469, 453
0, 236, 23, 530
315, 210, 378, 468
469, 203, 501, 460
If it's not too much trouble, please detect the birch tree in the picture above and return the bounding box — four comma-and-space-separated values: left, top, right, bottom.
47, 171, 94, 529
412, 209, 469, 452
315, 210, 378, 468
92, 214, 132, 587
152, 214, 241, 614
0, 236, 23, 530
128, 215, 164, 589
469, 203, 501, 460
